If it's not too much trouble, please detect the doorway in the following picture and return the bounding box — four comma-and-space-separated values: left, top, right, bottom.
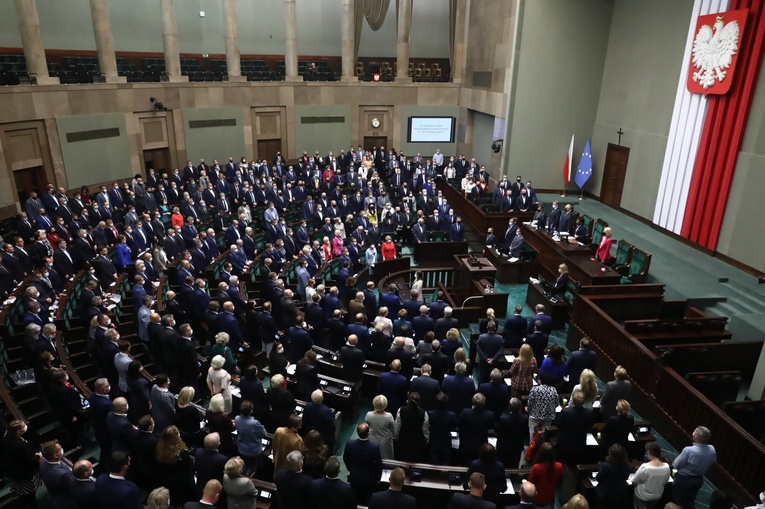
600, 143, 630, 208
257, 139, 282, 163
143, 148, 172, 175
364, 136, 388, 152
14, 166, 46, 204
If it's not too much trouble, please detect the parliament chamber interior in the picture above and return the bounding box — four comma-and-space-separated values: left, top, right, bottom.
1, 1, 765, 508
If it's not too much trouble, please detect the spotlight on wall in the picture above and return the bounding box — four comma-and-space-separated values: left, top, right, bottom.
199, 11, 205, 18
149, 97, 167, 111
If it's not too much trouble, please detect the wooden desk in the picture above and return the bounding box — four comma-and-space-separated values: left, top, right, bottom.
485, 247, 538, 284
380, 459, 529, 508
416, 241, 469, 267
526, 282, 570, 330
453, 255, 496, 288
472, 279, 509, 316
521, 224, 620, 285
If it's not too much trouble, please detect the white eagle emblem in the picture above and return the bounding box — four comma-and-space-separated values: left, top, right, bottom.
691, 16, 740, 89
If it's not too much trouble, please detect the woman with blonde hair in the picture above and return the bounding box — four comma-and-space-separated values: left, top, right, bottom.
223, 456, 258, 509
207, 355, 233, 414
176, 386, 203, 446
572, 369, 598, 408
595, 226, 613, 262
601, 399, 635, 457
562, 494, 589, 509
374, 307, 393, 337
146, 487, 170, 509
366, 394, 395, 459
155, 425, 195, 506
333, 217, 346, 238
509, 344, 538, 399
479, 308, 496, 334
442, 327, 462, 360
452, 347, 473, 376
206, 393, 236, 456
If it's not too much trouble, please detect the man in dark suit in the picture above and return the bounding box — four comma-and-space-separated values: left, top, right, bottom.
311, 456, 357, 509
565, 337, 597, 390
434, 306, 459, 340
339, 335, 366, 384
363, 282, 378, 323
525, 321, 549, 368
106, 398, 137, 454
177, 324, 200, 388
87, 378, 113, 463
446, 472, 497, 509
39, 439, 76, 509
343, 423, 383, 505
183, 479, 223, 509
428, 292, 448, 320
502, 305, 527, 348
194, 432, 228, 498
53, 240, 75, 279
458, 394, 495, 465
441, 362, 476, 417
527, 304, 553, 335
94, 451, 143, 509
478, 368, 511, 419
368, 467, 416, 509
409, 364, 441, 411
476, 321, 504, 384
274, 451, 313, 509
379, 284, 402, 316
558, 204, 574, 235
412, 305, 435, 344
547, 201, 562, 233
421, 340, 450, 383
70, 460, 98, 509
256, 302, 279, 356
554, 389, 596, 465
131, 416, 160, 491
450, 216, 466, 242
507, 479, 542, 509
377, 360, 409, 417
386, 337, 414, 379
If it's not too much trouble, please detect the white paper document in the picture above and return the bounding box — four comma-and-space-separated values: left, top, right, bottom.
586, 433, 598, 446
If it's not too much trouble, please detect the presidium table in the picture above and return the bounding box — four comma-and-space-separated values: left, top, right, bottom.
519, 223, 622, 286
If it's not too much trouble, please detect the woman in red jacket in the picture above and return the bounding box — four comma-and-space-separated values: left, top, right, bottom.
381, 235, 396, 261
595, 226, 613, 262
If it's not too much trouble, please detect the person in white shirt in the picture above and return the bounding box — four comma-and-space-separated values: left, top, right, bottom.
432, 149, 444, 167
632, 442, 671, 509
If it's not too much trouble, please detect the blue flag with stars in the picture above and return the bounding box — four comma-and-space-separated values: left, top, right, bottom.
574, 136, 593, 189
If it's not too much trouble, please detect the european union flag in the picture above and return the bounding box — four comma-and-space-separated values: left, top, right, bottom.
574, 136, 593, 189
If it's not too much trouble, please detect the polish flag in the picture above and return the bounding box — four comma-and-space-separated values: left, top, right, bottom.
563, 134, 574, 185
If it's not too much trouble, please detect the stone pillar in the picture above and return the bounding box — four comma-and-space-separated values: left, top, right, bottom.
13, 0, 58, 85
160, 0, 187, 82
283, 0, 301, 81
222, 0, 245, 82
396, 0, 413, 82
451, 0, 469, 84
341, 0, 357, 82
88, 0, 125, 83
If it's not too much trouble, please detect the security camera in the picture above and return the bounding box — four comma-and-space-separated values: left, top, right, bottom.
491, 140, 503, 153
149, 97, 167, 111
